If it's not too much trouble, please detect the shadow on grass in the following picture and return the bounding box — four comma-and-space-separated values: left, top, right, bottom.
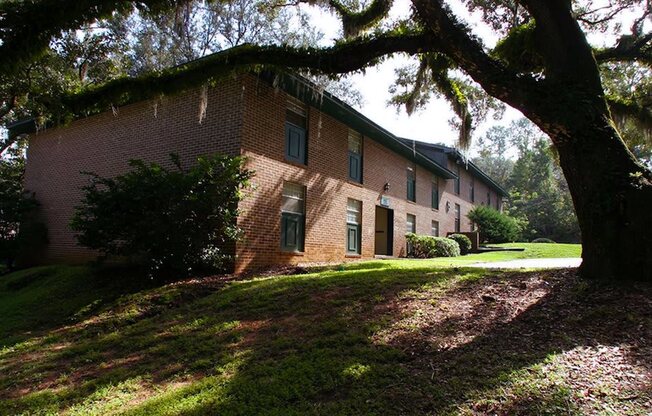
0, 264, 650, 415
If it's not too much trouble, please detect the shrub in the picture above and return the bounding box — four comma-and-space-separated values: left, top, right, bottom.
467, 205, 521, 243
406, 233, 460, 258
531, 237, 555, 243
0, 155, 48, 271
71, 153, 253, 280
448, 234, 472, 255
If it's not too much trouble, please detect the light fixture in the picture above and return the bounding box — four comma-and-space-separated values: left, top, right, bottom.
384, 182, 390, 192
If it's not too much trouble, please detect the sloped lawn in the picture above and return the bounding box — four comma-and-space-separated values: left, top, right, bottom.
0, 259, 649, 415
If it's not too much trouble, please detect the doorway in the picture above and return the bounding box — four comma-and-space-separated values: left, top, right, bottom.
374, 206, 394, 256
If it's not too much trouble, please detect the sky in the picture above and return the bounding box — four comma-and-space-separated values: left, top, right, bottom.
299, 0, 522, 149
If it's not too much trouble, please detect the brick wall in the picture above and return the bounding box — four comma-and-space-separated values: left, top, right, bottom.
23, 73, 504, 273
24, 82, 245, 264
235, 76, 498, 272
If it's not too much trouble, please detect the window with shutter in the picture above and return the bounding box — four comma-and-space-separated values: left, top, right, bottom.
281, 182, 306, 252
348, 130, 362, 183
346, 199, 362, 254
407, 166, 416, 202
285, 97, 307, 164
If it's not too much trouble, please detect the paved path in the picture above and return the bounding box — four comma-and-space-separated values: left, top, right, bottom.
469, 258, 582, 269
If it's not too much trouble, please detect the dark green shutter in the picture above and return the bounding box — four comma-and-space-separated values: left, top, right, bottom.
285, 123, 306, 164
282, 213, 305, 251
348, 152, 361, 183
347, 224, 360, 254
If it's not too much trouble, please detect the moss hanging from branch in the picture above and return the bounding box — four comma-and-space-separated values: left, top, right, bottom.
328, 0, 393, 37
427, 53, 473, 149
50, 30, 430, 123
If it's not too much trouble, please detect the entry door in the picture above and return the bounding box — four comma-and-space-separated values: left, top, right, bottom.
374, 206, 394, 256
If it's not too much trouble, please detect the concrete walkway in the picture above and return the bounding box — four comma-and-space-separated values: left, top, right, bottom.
469, 258, 582, 269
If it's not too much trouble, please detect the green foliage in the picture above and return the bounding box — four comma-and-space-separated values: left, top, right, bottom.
70, 153, 253, 280
492, 21, 543, 73
531, 238, 555, 243
0, 152, 47, 269
406, 233, 461, 258
447, 233, 472, 255
467, 205, 521, 244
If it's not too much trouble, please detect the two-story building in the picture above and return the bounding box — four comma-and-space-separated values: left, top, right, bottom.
15, 72, 507, 273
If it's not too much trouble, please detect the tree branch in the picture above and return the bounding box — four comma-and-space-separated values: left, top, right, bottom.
595, 33, 652, 66
411, 0, 540, 113
60, 31, 433, 117
0, 0, 185, 75
321, 0, 393, 37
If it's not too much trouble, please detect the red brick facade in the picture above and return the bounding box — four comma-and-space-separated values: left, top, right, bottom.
23, 74, 503, 273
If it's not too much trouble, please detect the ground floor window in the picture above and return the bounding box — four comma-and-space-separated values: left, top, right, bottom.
346, 199, 362, 254
406, 213, 416, 256
454, 203, 461, 233
281, 182, 305, 252
431, 220, 439, 237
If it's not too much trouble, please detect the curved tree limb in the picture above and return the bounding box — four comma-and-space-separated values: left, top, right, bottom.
323, 0, 393, 37
61, 31, 434, 117
595, 33, 652, 66
411, 0, 541, 113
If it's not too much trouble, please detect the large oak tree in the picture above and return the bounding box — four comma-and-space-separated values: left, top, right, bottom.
1, 0, 651, 280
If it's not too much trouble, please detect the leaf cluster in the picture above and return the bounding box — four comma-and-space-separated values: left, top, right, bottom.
467, 205, 521, 243
70, 153, 253, 280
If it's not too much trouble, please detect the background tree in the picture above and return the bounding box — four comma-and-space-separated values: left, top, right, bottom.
1, 0, 651, 280
473, 118, 580, 243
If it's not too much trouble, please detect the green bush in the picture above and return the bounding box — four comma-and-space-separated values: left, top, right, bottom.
531, 237, 555, 243
448, 234, 472, 255
467, 205, 521, 243
71, 153, 253, 280
406, 233, 460, 258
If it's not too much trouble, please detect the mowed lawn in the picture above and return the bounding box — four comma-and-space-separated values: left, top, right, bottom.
1, 243, 651, 415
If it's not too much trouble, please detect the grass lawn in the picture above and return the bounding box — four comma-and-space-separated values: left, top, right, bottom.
1, 252, 650, 415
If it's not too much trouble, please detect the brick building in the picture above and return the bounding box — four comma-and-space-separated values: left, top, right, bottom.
15, 72, 507, 273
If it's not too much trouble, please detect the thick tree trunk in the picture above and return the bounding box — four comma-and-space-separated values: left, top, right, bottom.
543, 113, 652, 281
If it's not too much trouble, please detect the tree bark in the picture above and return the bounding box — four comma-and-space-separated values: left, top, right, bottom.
529, 107, 652, 281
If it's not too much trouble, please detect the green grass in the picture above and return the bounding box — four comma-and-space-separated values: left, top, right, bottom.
392, 243, 581, 268
1, 247, 648, 416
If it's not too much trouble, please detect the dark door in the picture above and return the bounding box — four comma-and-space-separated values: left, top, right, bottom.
374, 206, 394, 256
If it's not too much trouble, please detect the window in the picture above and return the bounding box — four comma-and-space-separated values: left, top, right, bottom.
454, 165, 460, 195
407, 166, 416, 202
470, 178, 475, 202
346, 199, 362, 254
281, 182, 305, 252
487, 191, 491, 206
431, 177, 439, 210
496, 197, 500, 211
454, 203, 461, 233
348, 130, 362, 183
406, 213, 416, 255
285, 97, 307, 164
431, 220, 439, 237
406, 214, 416, 234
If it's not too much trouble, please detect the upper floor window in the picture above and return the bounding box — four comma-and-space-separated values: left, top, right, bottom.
454, 165, 461, 195
281, 182, 306, 252
407, 166, 416, 202
285, 97, 307, 164
346, 199, 362, 254
431, 177, 439, 210
454, 203, 461, 233
470, 178, 475, 202
487, 191, 491, 206
348, 130, 362, 183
